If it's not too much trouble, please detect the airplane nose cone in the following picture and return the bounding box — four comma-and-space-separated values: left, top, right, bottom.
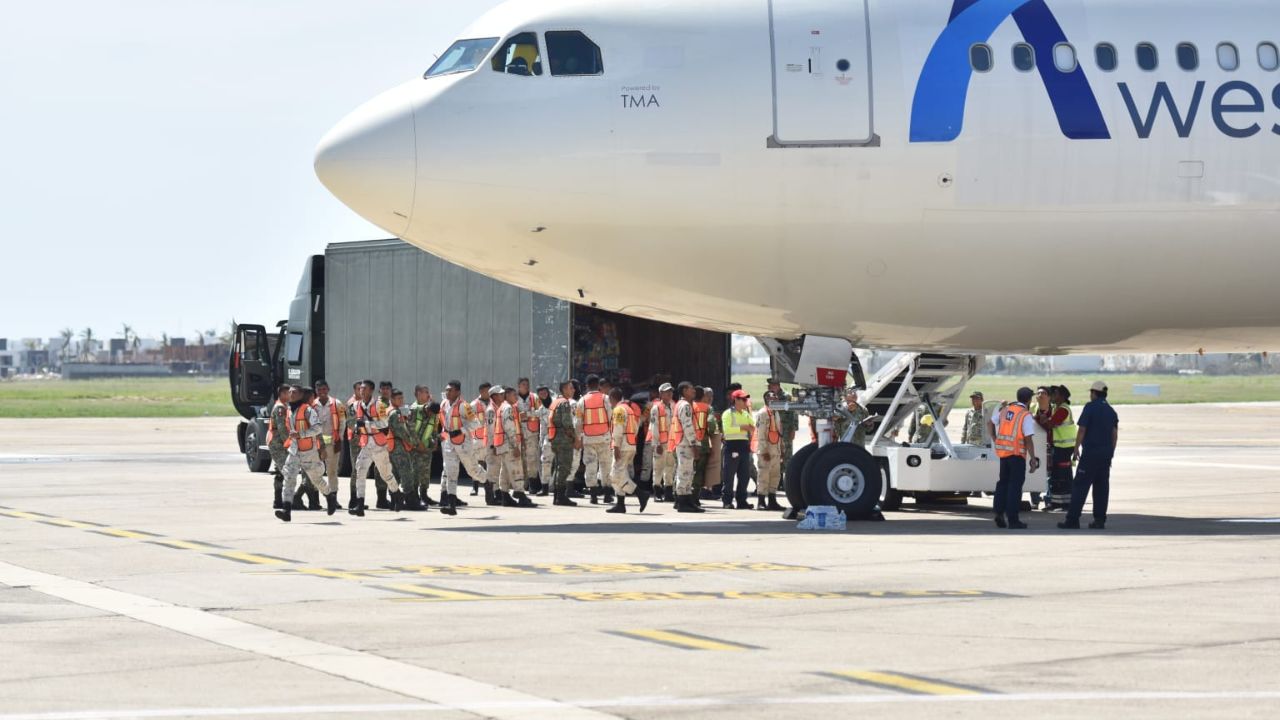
314, 85, 417, 235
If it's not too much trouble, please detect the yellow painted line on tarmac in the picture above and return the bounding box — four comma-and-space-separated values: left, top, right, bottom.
92, 528, 160, 540
610, 629, 760, 652
378, 583, 550, 602
0, 509, 51, 521
148, 539, 219, 552
391, 589, 1011, 604
826, 670, 988, 696
294, 567, 382, 582
211, 551, 293, 566
386, 561, 815, 577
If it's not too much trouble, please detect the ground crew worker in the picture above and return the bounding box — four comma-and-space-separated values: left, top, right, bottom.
372, 381, 395, 508
350, 380, 404, 515
962, 391, 988, 446
670, 381, 705, 513
386, 390, 422, 511
720, 389, 755, 509
702, 387, 723, 500
831, 391, 871, 446
1028, 386, 1055, 509
345, 381, 363, 508
312, 380, 345, 511
292, 387, 324, 511
267, 385, 290, 510
910, 399, 938, 445
1060, 381, 1119, 530
768, 379, 798, 487
690, 388, 711, 507
579, 375, 614, 504
493, 386, 535, 507
483, 385, 505, 505
549, 380, 580, 506
1035, 386, 1076, 510
276, 386, 335, 522
535, 385, 554, 496
439, 380, 484, 510
753, 392, 785, 511
469, 382, 491, 497
516, 378, 543, 495
408, 386, 440, 509
646, 383, 675, 501
990, 387, 1040, 529
606, 391, 650, 514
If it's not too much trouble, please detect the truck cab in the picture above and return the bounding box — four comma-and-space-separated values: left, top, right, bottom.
230, 256, 325, 472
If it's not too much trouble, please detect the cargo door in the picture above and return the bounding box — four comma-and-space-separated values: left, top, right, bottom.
769, 0, 874, 146
230, 323, 274, 419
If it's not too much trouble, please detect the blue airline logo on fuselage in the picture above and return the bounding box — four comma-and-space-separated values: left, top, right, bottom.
912, 0, 1280, 142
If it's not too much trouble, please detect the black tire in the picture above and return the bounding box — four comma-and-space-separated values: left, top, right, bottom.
801, 443, 883, 517
244, 423, 271, 473
876, 458, 902, 511
785, 443, 820, 511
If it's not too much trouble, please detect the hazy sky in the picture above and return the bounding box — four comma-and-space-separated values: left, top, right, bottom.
0, 0, 504, 341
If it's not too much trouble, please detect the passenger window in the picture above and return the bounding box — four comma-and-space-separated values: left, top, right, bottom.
970, 43, 993, 72
1012, 43, 1035, 72
1218, 42, 1240, 71
1095, 43, 1118, 71
1136, 43, 1158, 71
1260, 42, 1280, 71
546, 31, 604, 76
1053, 43, 1077, 72
1176, 43, 1198, 70
491, 32, 542, 76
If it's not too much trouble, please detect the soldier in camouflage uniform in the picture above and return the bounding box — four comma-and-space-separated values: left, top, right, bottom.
344, 382, 363, 507
767, 379, 798, 486
534, 386, 553, 496
549, 380, 580, 506
909, 398, 938, 445
268, 386, 290, 509
962, 391, 988, 445
386, 390, 422, 510
672, 381, 705, 513
410, 386, 444, 511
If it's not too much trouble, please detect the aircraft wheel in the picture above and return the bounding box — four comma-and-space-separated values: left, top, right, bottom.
801, 442, 882, 517
784, 443, 820, 511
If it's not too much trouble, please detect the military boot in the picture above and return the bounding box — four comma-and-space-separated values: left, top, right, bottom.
291, 487, 307, 510
390, 490, 405, 512
403, 492, 425, 511
500, 490, 518, 507
273, 476, 284, 509
440, 494, 457, 516
484, 483, 498, 506
766, 493, 785, 511
553, 488, 578, 507
376, 487, 391, 510
470, 481, 480, 496
513, 491, 536, 508
675, 495, 706, 514
274, 502, 292, 523
757, 496, 770, 511
325, 492, 339, 516
451, 492, 469, 507
589, 488, 600, 505
421, 487, 437, 507
637, 483, 651, 513
605, 496, 626, 514
603, 487, 615, 504
348, 497, 365, 517
347, 486, 358, 511
306, 487, 322, 511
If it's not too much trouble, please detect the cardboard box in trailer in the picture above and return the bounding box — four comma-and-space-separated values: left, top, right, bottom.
230, 239, 731, 475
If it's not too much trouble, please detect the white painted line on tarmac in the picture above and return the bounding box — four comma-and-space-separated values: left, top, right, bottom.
1122, 459, 1280, 472
0, 560, 615, 720
2, 690, 1280, 719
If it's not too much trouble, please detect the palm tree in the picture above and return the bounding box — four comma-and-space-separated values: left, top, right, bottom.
59, 328, 74, 365
120, 323, 134, 362
80, 328, 95, 361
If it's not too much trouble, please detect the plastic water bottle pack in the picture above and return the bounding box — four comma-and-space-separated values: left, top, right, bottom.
796, 505, 846, 531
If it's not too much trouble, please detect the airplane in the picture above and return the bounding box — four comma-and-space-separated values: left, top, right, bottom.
314, 0, 1280, 515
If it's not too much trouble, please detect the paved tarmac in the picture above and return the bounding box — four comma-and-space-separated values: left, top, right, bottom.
1, 404, 1278, 719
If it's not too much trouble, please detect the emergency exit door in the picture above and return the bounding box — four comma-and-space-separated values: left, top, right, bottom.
769, 0, 874, 146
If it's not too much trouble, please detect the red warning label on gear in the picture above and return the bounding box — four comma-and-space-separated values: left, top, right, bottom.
815, 368, 847, 387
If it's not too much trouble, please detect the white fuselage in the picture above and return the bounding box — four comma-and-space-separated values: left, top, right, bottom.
315, 0, 1280, 354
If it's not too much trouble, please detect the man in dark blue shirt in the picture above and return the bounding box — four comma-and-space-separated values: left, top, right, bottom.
1060, 381, 1119, 530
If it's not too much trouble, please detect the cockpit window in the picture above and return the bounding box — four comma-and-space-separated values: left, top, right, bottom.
546, 31, 604, 76
491, 32, 543, 76
425, 38, 498, 78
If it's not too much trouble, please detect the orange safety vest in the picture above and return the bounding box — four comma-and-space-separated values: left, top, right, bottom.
994, 404, 1031, 459
368, 401, 394, 450
490, 403, 507, 448
285, 405, 316, 452
668, 399, 691, 451
523, 398, 540, 434
751, 409, 781, 452
646, 402, 670, 443
439, 399, 467, 445
470, 398, 488, 443
692, 402, 709, 442
546, 397, 569, 440
621, 402, 641, 447
581, 391, 610, 437
315, 398, 341, 445
266, 401, 284, 444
